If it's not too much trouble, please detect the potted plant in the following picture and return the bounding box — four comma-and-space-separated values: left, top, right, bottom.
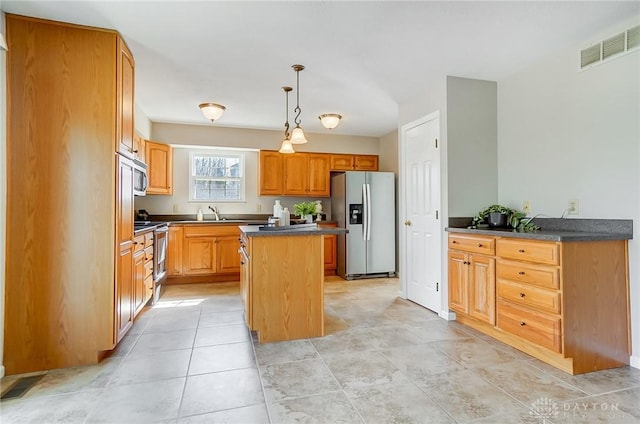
470, 204, 539, 232
293, 201, 317, 223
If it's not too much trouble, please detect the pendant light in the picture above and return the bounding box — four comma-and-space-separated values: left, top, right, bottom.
290, 64, 308, 144
279, 87, 295, 154
319, 114, 342, 129
199, 102, 226, 122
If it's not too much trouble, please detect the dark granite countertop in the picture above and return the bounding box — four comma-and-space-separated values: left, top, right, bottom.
134, 222, 167, 236
446, 218, 633, 241
240, 224, 348, 237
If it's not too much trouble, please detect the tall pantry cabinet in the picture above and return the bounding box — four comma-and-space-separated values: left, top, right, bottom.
4, 15, 135, 374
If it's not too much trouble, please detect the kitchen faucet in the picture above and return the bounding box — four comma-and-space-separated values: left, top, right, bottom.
208, 205, 220, 221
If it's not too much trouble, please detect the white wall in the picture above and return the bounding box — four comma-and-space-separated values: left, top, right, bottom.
379, 130, 399, 272
447, 76, 498, 216
135, 104, 151, 139
498, 17, 640, 367
134, 122, 380, 218
0, 9, 6, 379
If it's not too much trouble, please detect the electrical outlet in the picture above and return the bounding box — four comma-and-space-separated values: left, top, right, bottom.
568, 199, 579, 215
523, 200, 531, 214
173, 204, 181, 213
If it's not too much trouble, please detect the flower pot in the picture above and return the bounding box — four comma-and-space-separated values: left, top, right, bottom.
488, 212, 508, 228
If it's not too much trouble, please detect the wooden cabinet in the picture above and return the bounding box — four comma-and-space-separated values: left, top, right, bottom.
330, 154, 379, 171
319, 222, 338, 275
5, 14, 136, 373
133, 232, 154, 317
447, 234, 496, 325
447, 232, 631, 375
146, 140, 173, 195
133, 133, 146, 163
239, 234, 252, 328
259, 151, 283, 195
167, 225, 184, 277
307, 154, 331, 196
168, 224, 241, 282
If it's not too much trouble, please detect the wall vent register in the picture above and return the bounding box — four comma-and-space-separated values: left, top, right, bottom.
580, 24, 639, 70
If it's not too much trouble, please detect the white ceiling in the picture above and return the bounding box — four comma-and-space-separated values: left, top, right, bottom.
2, 1, 638, 137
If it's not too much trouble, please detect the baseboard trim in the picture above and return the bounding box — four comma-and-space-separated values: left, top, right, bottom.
440, 310, 456, 321
630, 355, 640, 370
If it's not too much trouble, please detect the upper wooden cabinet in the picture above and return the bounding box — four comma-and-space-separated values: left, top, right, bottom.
259, 150, 338, 197
146, 140, 173, 195
133, 133, 146, 163
330, 154, 379, 171
117, 38, 135, 158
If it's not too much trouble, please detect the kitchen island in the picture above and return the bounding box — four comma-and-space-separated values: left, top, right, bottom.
239, 224, 348, 343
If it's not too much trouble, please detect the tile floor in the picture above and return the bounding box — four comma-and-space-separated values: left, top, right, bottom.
1, 277, 639, 423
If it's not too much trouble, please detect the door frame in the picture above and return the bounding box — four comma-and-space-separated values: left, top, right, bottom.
399, 110, 453, 320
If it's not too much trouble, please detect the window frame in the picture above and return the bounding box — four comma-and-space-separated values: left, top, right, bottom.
188, 151, 245, 203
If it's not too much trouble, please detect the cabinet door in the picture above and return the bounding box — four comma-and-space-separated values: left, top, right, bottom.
146, 140, 173, 195
133, 249, 146, 317
133, 133, 146, 163
259, 151, 283, 195
167, 226, 184, 277
283, 153, 309, 195
323, 235, 337, 272
308, 154, 331, 197
468, 254, 496, 325
330, 154, 355, 171
355, 155, 378, 171
115, 245, 134, 343
183, 237, 216, 275
240, 239, 252, 328
448, 251, 468, 314
117, 38, 135, 158
217, 236, 241, 273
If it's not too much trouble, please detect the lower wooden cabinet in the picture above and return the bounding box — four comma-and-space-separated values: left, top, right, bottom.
167, 224, 241, 282
133, 232, 154, 316
319, 222, 337, 275
448, 232, 631, 375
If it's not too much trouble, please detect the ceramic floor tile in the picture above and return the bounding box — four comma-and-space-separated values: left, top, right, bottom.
561, 387, 640, 421
0, 389, 103, 423
474, 360, 588, 405
179, 368, 264, 417
253, 339, 318, 366
129, 329, 197, 356
109, 331, 142, 357
310, 327, 383, 355
199, 295, 244, 312
432, 336, 518, 367
260, 358, 340, 403
188, 342, 255, 375
268, 391, 364, 424
379, 343, 466, 383
109, 349, 191, 386
85, 378, 184, 423
176, 403, 270, 424
420, 368, 527, 423
530, 364, 640, 396
194, 324, 250, 347
369, 324, 427, 348
143, 308, 202, 333
407, 318, 477, 342
322, 350, 406, 390
346, 379, 455, 423
198, 310, 245, 327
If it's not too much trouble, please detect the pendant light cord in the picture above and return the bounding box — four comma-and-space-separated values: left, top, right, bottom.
294, 66, 302, 125
284, 88, 290, 138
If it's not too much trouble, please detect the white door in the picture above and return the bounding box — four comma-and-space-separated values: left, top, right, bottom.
401, 113, 441, 312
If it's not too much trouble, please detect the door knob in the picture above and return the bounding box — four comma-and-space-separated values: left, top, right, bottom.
404, 220, 412, 226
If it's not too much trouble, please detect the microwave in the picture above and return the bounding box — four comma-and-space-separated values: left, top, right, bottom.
133, 159, 148, 196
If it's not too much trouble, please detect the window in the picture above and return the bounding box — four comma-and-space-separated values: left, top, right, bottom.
189, 153, 244, 201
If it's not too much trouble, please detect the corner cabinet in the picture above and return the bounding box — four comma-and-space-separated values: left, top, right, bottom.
447, 232, 630, 375
146, 140, 173, 195
5, 15, 136, 374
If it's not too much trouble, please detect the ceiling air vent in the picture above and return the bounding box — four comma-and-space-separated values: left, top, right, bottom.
580, 24, 640, 71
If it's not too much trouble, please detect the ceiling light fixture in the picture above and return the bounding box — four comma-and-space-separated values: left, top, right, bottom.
279, 86, 295, 154
289, 64, 308, 144
319, 114, 342, 129
199, 102, 226, 122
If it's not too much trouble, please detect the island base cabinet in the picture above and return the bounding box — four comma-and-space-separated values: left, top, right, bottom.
245, 235, 325, 343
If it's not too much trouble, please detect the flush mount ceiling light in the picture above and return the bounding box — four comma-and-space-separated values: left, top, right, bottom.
289, 64, 308, 144
279, 86, 295, 154
199, 102, 226, 122
319, 114, 342, 129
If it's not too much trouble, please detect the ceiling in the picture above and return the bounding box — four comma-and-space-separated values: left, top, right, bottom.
2, 1, 638, 137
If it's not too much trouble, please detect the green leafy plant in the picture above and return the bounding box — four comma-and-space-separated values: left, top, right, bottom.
470, 204, 539, 232
293, 201, 317, 217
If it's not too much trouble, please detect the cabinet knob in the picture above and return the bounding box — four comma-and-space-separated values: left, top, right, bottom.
133, 149, 139, 153
518, 249, 525, 253
520, 321, 526, 326
240, 261, 245, 265
452, 240, 457, 244
519, 292, 526, 298
478, 243, 483, 247
518, 271, 525, 275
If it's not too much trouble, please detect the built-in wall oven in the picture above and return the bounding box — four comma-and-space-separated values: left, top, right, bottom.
153, 224, 168, 303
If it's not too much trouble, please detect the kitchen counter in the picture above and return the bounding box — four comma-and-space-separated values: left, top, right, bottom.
239, 224, 347, 237
446, 217, 633, 241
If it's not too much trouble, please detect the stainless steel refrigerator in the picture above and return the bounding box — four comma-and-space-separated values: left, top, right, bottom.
331, 171, 396, 279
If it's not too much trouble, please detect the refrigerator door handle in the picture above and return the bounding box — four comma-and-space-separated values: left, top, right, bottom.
365, 183, 372, 241
362, 184, 367, 240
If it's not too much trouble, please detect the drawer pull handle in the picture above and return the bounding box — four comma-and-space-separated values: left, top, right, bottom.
518, 249, 525, 253
519, 292, 526, 298
518, 271, 525, 275
452, 240, 458, 244
478, 243, 483, 247
520, 321, 526, 326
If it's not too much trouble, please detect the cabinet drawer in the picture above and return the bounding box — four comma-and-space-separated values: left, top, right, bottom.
497, 239, 559, 265
496, 259, 559, 290
144, 232, 154, 247
134, 235, 145, 252
498, 301, 562, 353
144, 275, 154, 290
497, 280, 561, 314
144, 260, 154, 279
144, 246, 154, 260
184, 225, 240, 237
449, 234, 495, 255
